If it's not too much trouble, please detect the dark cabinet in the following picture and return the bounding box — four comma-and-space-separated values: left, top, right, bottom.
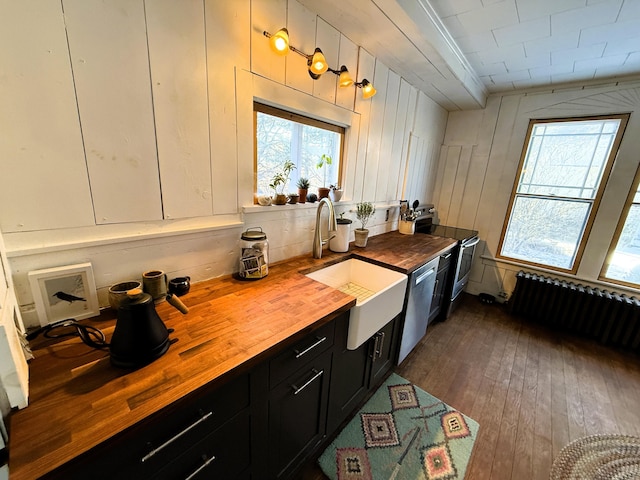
46, 309, 401, 480
152, 411, 252, 479
369, 314, 399, 386
429, 248, 454, 322
327, 313, 400, 434
267, 318, 336, 479
326, 313, 370, 434
268, 351, 332, 479
45, 373, 252, 480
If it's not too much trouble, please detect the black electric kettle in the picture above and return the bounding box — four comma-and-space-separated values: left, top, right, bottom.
110, 288, 178, 368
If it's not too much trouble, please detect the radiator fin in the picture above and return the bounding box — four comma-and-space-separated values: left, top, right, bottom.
510, 271, 640, 352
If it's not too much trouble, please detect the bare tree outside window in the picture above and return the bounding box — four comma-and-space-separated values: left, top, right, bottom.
498, 115, 628, 273
255, 104, 343, 198
602, 177, 640, 286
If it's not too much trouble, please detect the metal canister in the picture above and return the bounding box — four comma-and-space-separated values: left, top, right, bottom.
239, 227, 269, 279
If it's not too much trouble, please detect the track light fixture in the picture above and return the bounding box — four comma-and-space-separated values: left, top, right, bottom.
328, 65, 354, 87
356, 79, 377, 99
267, 27, 290, 55
263, 28, 376, 99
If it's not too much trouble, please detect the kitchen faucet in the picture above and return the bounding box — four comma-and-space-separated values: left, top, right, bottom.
313, 197, 337, 258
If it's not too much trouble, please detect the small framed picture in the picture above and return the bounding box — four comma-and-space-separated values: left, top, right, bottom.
28, 263, 99, 327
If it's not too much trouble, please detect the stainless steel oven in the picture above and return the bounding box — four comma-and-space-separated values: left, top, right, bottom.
414, 204, 479, 319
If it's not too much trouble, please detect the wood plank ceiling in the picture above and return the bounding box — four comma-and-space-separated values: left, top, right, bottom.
300, 0, 640, 111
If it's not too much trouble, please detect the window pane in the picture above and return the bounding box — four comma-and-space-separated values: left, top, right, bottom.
499, 115, 627, 273
603, 203, 640, 284
519, 119, 619, 199
255, 108, 342, 197
501, 196, 590, 269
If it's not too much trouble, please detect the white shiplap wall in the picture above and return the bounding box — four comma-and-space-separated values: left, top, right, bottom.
0, 0, 448, 331
434, 81, 640, 300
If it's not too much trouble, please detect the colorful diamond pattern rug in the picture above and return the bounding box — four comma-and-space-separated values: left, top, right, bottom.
318, 373, 479, 480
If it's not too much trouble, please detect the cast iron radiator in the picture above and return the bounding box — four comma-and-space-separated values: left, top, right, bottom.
509, 270, 640, 352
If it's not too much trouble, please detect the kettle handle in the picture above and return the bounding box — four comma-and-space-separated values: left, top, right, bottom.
166, 293, 189, 314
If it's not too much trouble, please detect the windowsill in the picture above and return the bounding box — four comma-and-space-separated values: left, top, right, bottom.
242, 200, 400, 214
481, 254, 640, 296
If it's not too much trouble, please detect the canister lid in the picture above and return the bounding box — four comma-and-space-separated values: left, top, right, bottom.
241, 227, 267, 241
337, 218, 352, 224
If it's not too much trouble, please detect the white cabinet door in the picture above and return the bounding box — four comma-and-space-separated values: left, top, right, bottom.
64, 0, 162, 224
146, 0, 213, 219
0, 0, 94, 233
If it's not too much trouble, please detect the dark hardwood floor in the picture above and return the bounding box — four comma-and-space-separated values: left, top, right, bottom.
300, 293, 640, 479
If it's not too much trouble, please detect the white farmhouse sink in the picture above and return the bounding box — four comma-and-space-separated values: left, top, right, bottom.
306, 259, 408, 350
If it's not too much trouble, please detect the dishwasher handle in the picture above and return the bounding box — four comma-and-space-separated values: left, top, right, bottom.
415, 267, 435, 285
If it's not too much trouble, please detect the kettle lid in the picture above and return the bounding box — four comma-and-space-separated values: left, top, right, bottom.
119, 288, 153, 308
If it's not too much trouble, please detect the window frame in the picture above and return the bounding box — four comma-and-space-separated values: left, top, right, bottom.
600, 161, 640, 287
497, 114, 630, 274
253, 102, 345, 202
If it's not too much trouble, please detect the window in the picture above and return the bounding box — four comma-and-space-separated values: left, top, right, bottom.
254, 103, 344, 199
498, 114, 629, 273
602, 167, 640, 286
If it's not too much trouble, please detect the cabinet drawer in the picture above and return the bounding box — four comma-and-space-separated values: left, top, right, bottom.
46, 373, 250, 479
269, 321, 335, 388
136, 373, 250, 474
152, 411, 251, 480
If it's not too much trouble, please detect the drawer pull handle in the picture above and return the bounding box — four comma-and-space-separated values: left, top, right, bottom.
141, 410, 213, 463
292, 369, 323, 395
371, 334, 380, 360
184, 454, 216, 480
294, 336, 327, 359
376, 331, 386, 359
442, 253, 452, 260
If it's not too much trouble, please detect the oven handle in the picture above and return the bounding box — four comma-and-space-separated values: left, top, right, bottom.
462, 237, 480, 248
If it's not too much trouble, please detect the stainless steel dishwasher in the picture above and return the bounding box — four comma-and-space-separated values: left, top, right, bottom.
397, 256, 439, 364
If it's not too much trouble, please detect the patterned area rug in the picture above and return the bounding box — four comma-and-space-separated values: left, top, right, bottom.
318, 373, 479, 480
550, 434, 640, 479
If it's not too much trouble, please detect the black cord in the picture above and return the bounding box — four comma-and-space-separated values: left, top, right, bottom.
26, 318, 109, 350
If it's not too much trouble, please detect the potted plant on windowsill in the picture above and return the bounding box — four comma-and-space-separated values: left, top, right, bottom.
329, 184, 343, 202
297, 177, 309, 204
355, 202, 375, 247
270, 160, 295, 205
317, 154, 332, 199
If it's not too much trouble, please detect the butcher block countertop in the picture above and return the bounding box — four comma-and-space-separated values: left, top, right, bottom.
9, 231, 457, 479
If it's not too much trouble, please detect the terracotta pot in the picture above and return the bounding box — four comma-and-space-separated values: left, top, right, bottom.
298, 188, 307, 203
354, 229, 369, 247
273, 193, 288, 205
318, 187, 330, 199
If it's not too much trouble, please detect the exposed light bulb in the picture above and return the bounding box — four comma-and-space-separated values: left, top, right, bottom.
338, 66, 354, 87
361, 79, 377, 99
269, 28, 289, 56
309, 48, 328, 76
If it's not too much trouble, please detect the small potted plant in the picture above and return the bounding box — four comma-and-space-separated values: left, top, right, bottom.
297, 177, 310, 204
269, 160, 295, 205
316, 154, 332, 199
355, 202, 375, 247
329, 184, 343, 202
